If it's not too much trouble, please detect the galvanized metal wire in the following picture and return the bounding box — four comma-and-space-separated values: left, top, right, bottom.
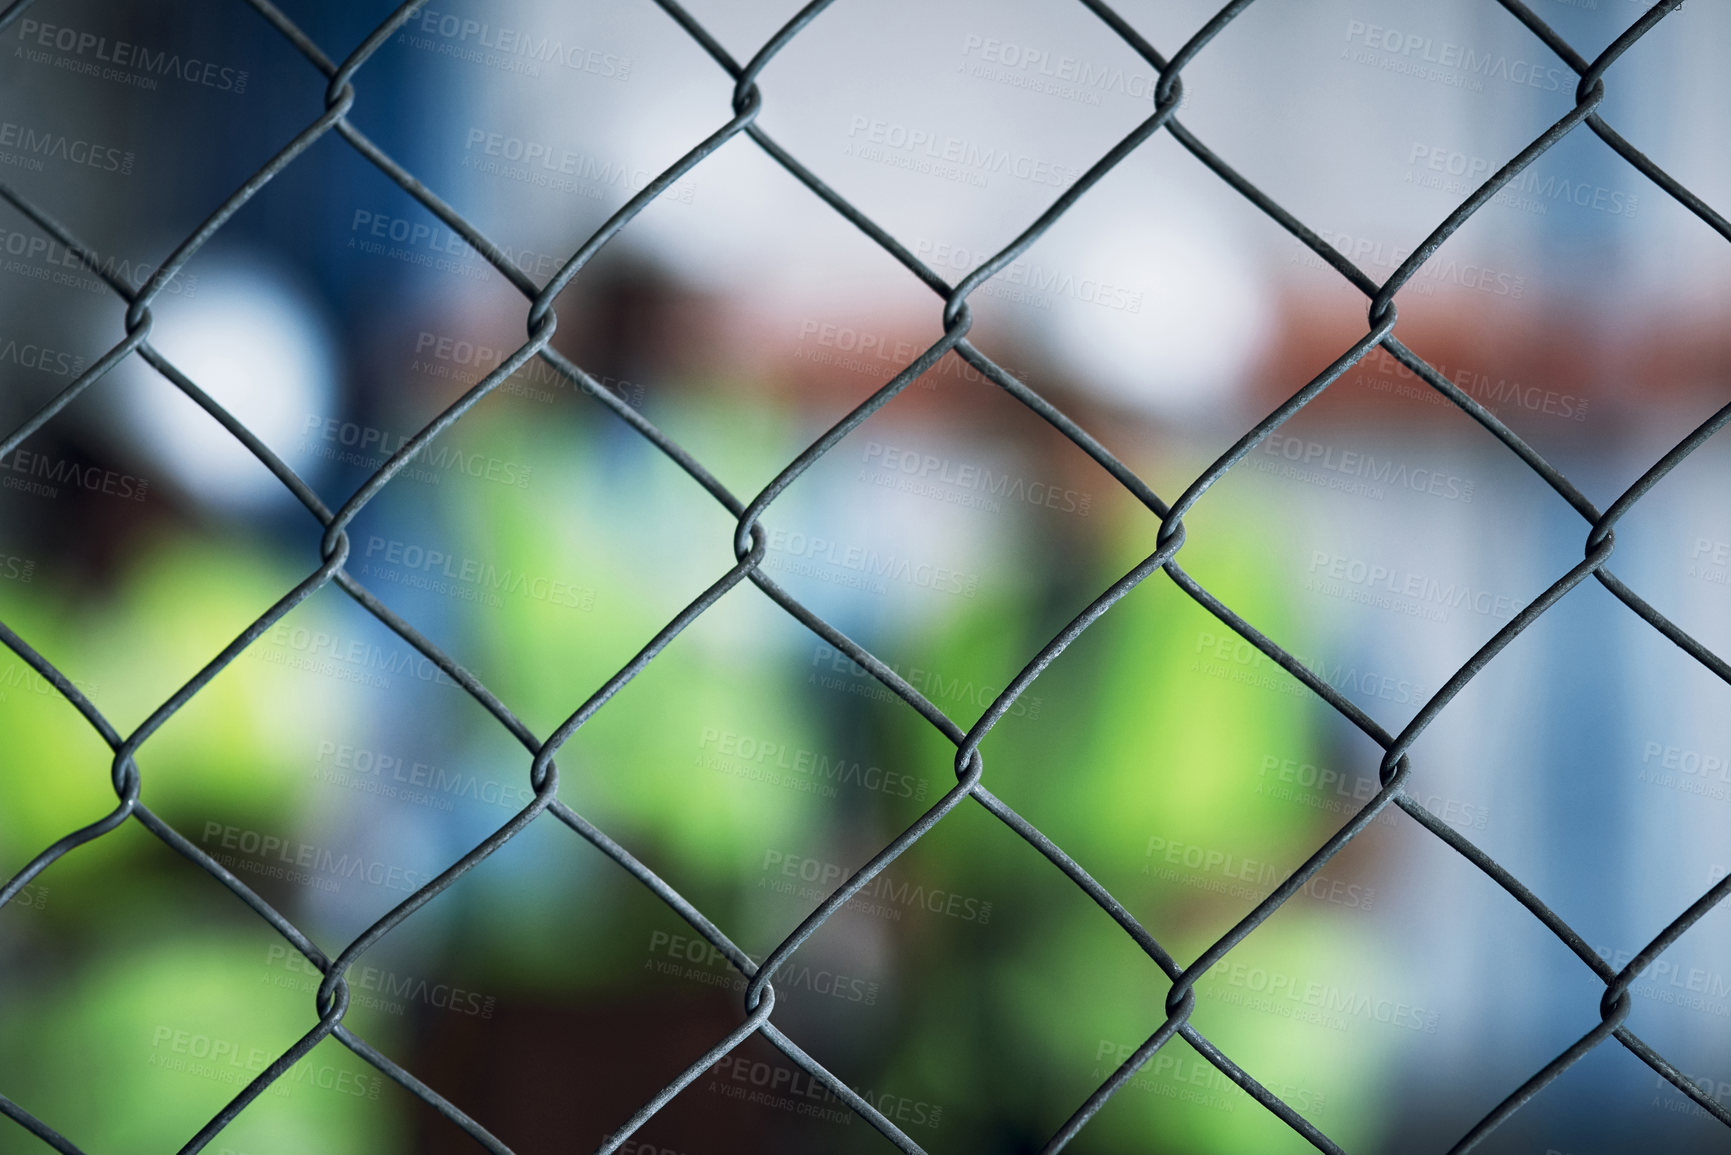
1, 0, 1727, 1151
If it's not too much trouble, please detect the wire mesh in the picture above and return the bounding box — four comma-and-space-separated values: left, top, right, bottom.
1, 0, 1728, 1151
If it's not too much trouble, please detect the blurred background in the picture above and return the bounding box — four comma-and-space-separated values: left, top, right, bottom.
1, 0, 1729, 1151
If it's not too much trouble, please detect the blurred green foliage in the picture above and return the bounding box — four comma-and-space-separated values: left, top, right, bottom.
0, 399, 1399, 1153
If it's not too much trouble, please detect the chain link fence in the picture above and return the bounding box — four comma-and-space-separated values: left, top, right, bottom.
1, 0, 1728, 1151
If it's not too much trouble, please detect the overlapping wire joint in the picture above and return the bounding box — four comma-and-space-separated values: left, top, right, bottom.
2, 0, 1729, 1151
